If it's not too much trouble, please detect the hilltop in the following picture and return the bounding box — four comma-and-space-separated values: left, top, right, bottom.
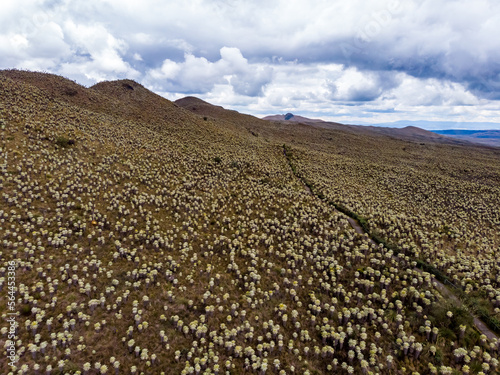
1, 70, 500, 375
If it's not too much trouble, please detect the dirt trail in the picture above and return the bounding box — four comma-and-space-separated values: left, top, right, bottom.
344, 207, 499, 341
283, 146, 499, 342
345, 208, 499, 342
346, 216, 370, 238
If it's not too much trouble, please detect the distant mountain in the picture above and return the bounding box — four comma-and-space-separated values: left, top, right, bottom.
263, 113, 461, 145
262, 113, 326, 124
432, 130, 500, 147
358, 125, 449, 142
371, 120, 500, 131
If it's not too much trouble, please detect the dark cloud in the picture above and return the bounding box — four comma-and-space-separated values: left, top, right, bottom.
230, 66, 273, 97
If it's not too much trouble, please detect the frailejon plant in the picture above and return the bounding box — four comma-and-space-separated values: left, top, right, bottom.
1, 71, 499, 375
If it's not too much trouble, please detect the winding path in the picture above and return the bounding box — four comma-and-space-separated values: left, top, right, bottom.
346, 215, 499, 341
283, 145, 499, 342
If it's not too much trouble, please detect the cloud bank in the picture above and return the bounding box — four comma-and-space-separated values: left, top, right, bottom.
1, 0, 500, 128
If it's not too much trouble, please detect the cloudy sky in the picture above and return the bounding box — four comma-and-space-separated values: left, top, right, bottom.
2, 0, 500, 129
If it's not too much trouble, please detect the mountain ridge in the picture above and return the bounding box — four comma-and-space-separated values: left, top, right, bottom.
261, 112, 467, 146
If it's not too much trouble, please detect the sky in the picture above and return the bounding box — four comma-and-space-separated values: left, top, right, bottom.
2, 0, 500, 129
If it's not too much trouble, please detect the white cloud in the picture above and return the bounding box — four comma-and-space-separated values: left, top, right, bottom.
57, 21, 140, 83
389, 76, 479, 107
2, 0, 500, 127
145, 47, 273, 96
324, 69, 401, 102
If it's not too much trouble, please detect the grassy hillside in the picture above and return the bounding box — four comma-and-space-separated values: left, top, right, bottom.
1, 70, 500, 374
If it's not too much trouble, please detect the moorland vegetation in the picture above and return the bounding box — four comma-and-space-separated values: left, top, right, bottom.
1, 70, 500, 374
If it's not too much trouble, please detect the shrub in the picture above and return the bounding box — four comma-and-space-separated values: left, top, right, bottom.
56, 136, 75, 148
20, 305, 31, 316
63, 88, 78, 96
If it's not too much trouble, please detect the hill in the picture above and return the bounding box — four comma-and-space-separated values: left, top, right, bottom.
262, 113, 326, 124
1, 70, 500, 374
